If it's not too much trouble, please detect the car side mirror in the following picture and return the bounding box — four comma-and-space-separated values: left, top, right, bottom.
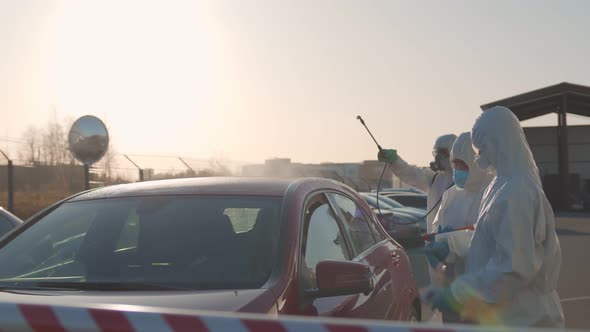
315, 260, 373, 298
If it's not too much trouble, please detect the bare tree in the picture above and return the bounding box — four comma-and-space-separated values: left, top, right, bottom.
20, 126, 42, 165
62, 115, 77, 165
41, 115, 70, 166
102, 145, 117, 184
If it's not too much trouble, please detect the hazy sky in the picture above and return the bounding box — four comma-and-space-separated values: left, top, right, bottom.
2, 0, 590, 166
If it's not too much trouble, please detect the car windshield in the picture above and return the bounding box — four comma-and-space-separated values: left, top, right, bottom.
0, 195, 282, 291
387, 195, 427, 209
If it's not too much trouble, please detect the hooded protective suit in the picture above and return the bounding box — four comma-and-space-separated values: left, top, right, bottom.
432, 132, 493, 265
428, 133, 492, 323
388, 134, 456, 233
450, 106, 564, 327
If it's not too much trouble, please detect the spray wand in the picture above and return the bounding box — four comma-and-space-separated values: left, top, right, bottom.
356, 116, 383, 152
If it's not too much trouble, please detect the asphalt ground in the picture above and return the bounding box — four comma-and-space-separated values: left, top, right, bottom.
554, 213, 590, 330
406, 212, 590, 329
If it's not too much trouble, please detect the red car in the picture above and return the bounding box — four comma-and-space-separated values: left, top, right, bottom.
0, 177, 419, 321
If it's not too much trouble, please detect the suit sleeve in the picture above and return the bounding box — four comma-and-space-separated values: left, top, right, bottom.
388, 155, 436, 193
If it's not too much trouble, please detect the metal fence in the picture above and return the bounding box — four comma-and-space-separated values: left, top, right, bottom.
0, 151, 244, 220
0, 137, 404, 219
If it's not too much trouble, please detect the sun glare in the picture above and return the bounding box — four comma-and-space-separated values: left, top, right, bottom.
49, 1, 214, 152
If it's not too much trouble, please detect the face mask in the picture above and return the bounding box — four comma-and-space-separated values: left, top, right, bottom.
474, 153, 491, 171
453, 170, 469, 189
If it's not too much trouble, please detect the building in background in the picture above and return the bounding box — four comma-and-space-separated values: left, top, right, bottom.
523, 125, 590, 210
481, 82, 590, 211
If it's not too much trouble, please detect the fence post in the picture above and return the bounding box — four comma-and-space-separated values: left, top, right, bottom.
83, 164, 90, 190
178, 157, 195, 175
0, 150, 14, 213
124, 155, 144, 182
7, 160, 14, 213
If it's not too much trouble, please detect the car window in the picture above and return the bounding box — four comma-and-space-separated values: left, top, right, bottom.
329, 193, 377, 255
353, 198, 389, 242
115, 211, 139, 250
301, 194, 349, 290
362, 195, 398, 210
0, 195, 282, 290
365, 213, 386, 242
372, 195, 404, 209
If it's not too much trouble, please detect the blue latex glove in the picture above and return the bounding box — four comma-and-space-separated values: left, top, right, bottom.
425, 248, 440, 268
425, 225, 455, 242
432, 241, 450, 260
424, 241, 450, 268
424, 287, 461, 314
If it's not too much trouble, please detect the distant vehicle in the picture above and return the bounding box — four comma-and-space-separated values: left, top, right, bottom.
0, 178, 419, 321
364, 193, 426, 232
360, 193, 426, 247
382, 192, 428, 211
363, 193, 425, 218
0, 208, 22, 237
372, 188, 426, 195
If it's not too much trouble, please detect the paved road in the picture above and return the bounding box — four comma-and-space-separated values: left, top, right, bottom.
407, 213, 590, 329
555, 213, 590, 330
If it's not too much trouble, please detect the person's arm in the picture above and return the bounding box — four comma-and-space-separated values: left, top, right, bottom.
388, 156, 436, 193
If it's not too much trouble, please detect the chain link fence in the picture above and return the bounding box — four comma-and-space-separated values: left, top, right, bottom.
0, 145, 245, 220
0, 137, 402, 220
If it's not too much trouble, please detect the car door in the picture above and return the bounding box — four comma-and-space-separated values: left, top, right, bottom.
362, 199, 411, 320
298, 193, 362, 318
328, 192, 399, 320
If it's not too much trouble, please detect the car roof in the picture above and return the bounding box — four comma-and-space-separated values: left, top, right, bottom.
69, 177, 352, 201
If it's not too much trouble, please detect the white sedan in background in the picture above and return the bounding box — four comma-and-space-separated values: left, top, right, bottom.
0, 208, 22, 237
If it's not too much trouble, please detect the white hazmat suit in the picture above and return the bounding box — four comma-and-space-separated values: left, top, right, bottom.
432, 132, 493, 275
382, 133, 456, 323
427, 132, 492, 323
450, 106, 564, 327
388, 134, 456, 233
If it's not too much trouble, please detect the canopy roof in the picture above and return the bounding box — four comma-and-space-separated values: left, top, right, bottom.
481, 82, 590, 121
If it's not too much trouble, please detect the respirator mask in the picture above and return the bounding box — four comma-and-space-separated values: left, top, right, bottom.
430, 148, 450, 172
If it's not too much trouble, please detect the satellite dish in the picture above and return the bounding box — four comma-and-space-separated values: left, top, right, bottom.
68, 115, 109, 165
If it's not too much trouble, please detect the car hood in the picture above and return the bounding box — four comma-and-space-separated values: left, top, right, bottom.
0, 288, 276, 313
